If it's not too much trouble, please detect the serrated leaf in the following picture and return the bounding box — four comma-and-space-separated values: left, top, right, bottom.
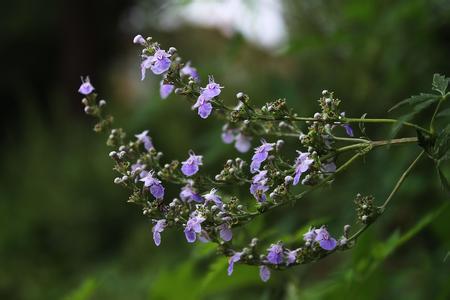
432, 73, 449, 95
413, 97, 439, 112
433, 124, 450, 162
437, 107, 450, 118
437, 167, 450, 193
417, 129, 435, 157
388, 93, 438, 112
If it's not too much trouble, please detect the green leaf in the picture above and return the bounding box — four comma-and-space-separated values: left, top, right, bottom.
63, 278, 97, 300
389, 112, 414, 139
437, 166, 450, 193
388, 93, 438, 112
432, 73, 449, 96
417, 129, 435, 157
433, 124, 450, 162
437, 107, 450, 118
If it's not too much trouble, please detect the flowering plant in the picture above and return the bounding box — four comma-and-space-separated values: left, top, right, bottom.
79, 34, 450, 282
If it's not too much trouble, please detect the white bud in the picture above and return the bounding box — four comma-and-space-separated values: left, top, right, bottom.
284, 176, 293, 184
114, 177, 121, 184
322, 89, 328, 95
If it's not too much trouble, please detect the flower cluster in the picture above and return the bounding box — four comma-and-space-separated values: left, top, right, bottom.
78, 34, 437, 283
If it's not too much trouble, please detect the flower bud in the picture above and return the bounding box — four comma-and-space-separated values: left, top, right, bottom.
284, 176, 293, 185
114, 177, 121, 184
276, 139, 284, 151
322, 89, 328, 95
168, 47, 177, 54
99, 100, 106, 107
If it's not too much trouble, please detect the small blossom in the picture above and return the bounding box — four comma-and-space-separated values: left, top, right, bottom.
340, 112, 354, 137
227, 252, 242, 276
250, 140, 275, 173
204, 188, 223, 209
139, 171, 165, 199
286, 250, 297, 266
180, 61, 200, 81
321, 162, 336, 173
303, 227, 317, 242
78, 76, 95, 95
131, 162, 146, 178
293, 151, 314, 185
235, 133, 252, 153
259, 266, 271, 282
135, 130, 153, 151
267, 244, 283, 265
184, 215, 206, 243
250, 170, 269, 202
181, 151, 203, 176
152, 219, 166, 246
180, 181, 203, 203
192, 94, 213, 119
200, 76, 222, 100
218, 224, 233, 242
160, 81, 174, 99
133, 34, 146, 45
141, 49, 171, 80
314, 226, 337, 251
198, 231, 211, 243
221, 129, 235, 144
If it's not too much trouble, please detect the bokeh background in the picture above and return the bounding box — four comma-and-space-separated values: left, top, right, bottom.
1, 0, 450, 299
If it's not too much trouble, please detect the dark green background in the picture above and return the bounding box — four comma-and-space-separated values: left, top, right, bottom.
1, 0, 449, 299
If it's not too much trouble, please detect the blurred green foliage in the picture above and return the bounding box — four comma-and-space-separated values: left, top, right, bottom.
1, 0, 450, 299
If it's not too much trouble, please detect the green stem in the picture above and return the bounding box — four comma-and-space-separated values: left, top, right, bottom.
429, 96, 446, 134
348, 150, 425, 242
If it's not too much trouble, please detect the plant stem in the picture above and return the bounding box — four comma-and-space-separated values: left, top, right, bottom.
348, 150, 425, 242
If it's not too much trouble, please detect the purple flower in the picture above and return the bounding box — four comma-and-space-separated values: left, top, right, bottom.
181, 151, 203, 176
250, 170, 269, 202
160, 81, 174, 99
218, 224, 233, 242
293, 151, 314, 185
314, 227, 337, 251
135, 130, 153, 151
131, 162, 147, 178
204, 188, 223, 209
259, 266, 271, 282
133, 34, 146, 45
321, 162, 336, 173
78, 76, 95, 95
235, 133, 251, 153
303, 227, 317, 242
343, 124, 354, 137
139, 171, 165, 199
200, 76, 222, 100
267, 244, 283, 265
180, 61, 200, 81
227, 252, 242, 276
179, 181, 203, 203
184, 215, 206, 243
340, 112, 354, 137
250, 140, 274, 173
221, 129, 235, 144
286, 250, 297, 266
152, 219, 166, 246
192, 94, 213, 119
141, 49, 171, 80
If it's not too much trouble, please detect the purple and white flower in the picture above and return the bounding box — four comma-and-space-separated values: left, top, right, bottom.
192, 94, 213, 119
184, 215, 206, 243
141, 49, 171, 80
181, 151, 203, 176
78, 76, 95, 95
250, 170, 269, 202
314, 226, 337, 251
267, 244, 283, 265
293, 151, 314, 185
340, 112, 354, 137
180, 61, 200, 81
200, 76, 223, 100
139, 171, 165, 199
218, 223, 232, 242
227, 252, 242, 276
204, 188, 223, 209
179, 181, 203, 203
152, 219, 167, 246
259, 265, 271, 282
160, 81, 174, 99
286, 250, 298, 266
133, 34, 146, 46
234, 133, 252, 153
135, 130, 153, 151
250, 140, 275, 173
